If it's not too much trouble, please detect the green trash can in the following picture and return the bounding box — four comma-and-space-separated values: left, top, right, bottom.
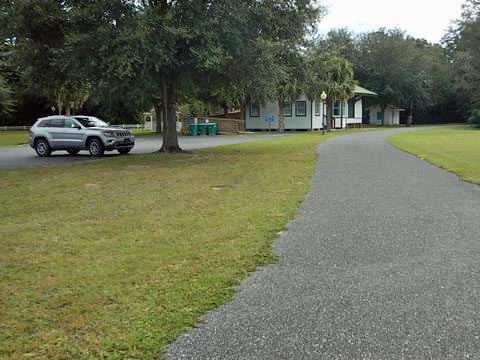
208, 123, 217, 136
198, 124, 207, 135
189, 123, 199, 136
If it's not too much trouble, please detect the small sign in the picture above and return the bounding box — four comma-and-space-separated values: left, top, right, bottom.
264, 114, 276, 123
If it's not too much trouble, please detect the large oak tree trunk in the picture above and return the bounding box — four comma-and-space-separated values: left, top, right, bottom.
381, 105, 386, 126
159, 79, 182, 153
153, 100, 163, 133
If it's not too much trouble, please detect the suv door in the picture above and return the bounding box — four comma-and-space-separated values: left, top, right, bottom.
63, 118, 85, 149
45, 118, 66, 149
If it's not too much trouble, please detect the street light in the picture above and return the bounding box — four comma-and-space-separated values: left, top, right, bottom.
320, 91, 327, 135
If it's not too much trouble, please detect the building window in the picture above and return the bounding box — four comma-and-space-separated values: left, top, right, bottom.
348, 99, 355, 118
333, 101, 341, 117
250, 102, 260, 117
295, 101, 307, 117
315, 101, 322, 116
283, 102, 292, 117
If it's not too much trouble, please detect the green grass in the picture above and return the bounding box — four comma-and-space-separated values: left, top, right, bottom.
388, 125, 480, 185
131, 128, 157, 136
0, 131, 366, 359
0, 131, 29, 147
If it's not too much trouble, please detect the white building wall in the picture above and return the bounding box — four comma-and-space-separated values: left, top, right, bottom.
393, 111, 400, 125
285, 93, 312, 130
366, 105, 401, 125
246, 93, 369, 130
312, 100, 324, 129
245, 100, 279, 130
246, 94, 314, 130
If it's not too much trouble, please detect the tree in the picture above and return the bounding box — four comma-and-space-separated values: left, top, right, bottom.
354, 29, 437, 125
355, 29, 408, 125
99, 0, 320, 150
1, 0, 18, 122
317, 28, 357, 62
304, 50, 356, 131
196, 0, 322, 132
4, 0, 93, 116
444, 0, 480, 116
272, 46, 305, 132
0, 75, 15, 120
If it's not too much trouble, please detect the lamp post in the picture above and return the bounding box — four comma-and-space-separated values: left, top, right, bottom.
320, 91, 327, 135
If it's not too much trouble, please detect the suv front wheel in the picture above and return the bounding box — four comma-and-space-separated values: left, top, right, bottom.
35, 139, 52, 157
87, 138, 105, 157
118, 148, 131, 155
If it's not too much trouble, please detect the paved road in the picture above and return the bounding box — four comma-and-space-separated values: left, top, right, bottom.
166, 128, 480, 359
0, 134, 285, 170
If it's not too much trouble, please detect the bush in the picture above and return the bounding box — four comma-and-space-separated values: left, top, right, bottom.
468, 109, 480, 128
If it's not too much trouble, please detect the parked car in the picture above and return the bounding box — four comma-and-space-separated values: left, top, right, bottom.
29, 115, 135, 157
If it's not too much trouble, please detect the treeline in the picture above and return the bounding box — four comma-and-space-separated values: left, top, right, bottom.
1, 0, 479, 135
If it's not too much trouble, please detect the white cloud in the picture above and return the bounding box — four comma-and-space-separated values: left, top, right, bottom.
317, 0, 465, 43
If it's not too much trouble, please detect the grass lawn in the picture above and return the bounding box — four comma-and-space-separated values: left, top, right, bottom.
131, 128, 157, 136
0, 130, 364, 359
388, 125, 480, 185
0, 131, 30, 147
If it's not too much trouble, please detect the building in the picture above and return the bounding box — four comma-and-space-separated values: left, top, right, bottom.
245, 85, 377, 130
365, 105, 405, 126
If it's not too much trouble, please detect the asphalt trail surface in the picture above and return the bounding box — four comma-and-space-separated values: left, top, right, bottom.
166, 128, 480, 359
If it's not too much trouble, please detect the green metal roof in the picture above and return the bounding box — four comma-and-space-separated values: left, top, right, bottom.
355, 85, 378, 97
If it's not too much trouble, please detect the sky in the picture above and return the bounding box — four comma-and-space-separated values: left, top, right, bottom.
317, 0, 465, 43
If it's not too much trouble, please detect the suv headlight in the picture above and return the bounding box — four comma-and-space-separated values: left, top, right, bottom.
103, 130, 116, 137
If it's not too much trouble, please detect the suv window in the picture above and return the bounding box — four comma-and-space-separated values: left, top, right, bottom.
40, 118, 64, 128
49, 119, 65, 128
64, 118, 78, 128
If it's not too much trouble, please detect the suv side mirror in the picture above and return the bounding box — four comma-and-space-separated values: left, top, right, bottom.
72, 124, 81, 129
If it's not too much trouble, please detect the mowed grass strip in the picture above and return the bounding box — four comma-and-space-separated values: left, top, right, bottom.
0, 132, 345, 359
388, 125, 480, 185
0, 131, 29, 147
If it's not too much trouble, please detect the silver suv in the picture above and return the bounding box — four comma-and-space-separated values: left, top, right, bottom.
29, 115, 135, 157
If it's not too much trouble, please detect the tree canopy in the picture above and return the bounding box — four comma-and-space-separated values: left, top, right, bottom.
304, 48, 356, 131
444, 0, 480, 117
1, 0, 478, 131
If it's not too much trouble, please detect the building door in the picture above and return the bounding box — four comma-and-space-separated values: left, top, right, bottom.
376, 111, 382, 125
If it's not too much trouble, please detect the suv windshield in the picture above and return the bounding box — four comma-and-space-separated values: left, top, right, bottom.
74, 117, 109, 128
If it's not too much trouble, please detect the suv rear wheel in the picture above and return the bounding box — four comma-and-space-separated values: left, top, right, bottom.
87, 138, 105, 157
35, 139, 52, 157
